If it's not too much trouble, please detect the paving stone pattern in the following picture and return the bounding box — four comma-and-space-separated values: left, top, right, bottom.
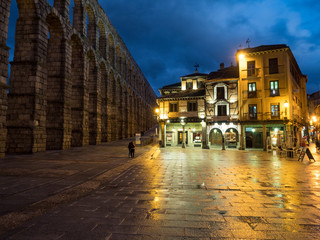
1, 144, 320, 239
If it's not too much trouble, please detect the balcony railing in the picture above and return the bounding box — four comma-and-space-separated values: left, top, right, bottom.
241, 112, 288, 121
242, 68, 261, 78
264, 65, 285, 75
242, 65, 286, 78
242, 90, 262, 99
168, 112, 199, 119
248, 91, 257, 98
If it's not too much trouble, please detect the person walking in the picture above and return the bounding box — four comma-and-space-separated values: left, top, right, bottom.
128, 141, 135, 158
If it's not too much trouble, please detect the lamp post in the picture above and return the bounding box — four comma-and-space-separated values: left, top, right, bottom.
155, 108, 159, 136
283, 100, 292, 148
181, 119, 186, 148
201, 120, 209, 149
155, 107, 165, 147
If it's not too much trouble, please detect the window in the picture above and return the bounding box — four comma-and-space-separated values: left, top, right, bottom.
193, 132, 202, 143
270, 80, 279, 96
197, 81, 203, 88
218, 105, 227, 116
247, 61, 255, 77
186, 81, 193, 89
248, 82, 256, 98
269, 58, 278, 74
249, 104, 257, 119
216, 87, 225, 99
187, 101, 197, 112
290, 62, 300, 86
271, 104, 280, 119
169, 103, 178, 112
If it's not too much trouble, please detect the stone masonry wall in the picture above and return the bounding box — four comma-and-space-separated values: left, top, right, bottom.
0, 0, 11, 157
1, 0, 158, 156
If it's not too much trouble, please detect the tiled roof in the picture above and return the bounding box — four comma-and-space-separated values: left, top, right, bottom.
160, 82, 181, 89
309, 90, 320, 100
158, 89, 205, 99
208, 66, 239, 80
181, 72, 208, 78
238, 44, 288, 54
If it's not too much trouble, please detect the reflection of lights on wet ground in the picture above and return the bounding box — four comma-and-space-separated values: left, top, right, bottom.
272, 161, 281, 168
311, 170, 320, 186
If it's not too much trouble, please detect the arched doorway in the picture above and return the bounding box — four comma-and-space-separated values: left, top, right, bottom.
225, 128, 239, 148
209, 128, 223, 148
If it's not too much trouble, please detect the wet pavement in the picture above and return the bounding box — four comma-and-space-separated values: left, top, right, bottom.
1, 142, 320, 239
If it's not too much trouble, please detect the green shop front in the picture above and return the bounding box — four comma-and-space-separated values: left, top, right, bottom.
244, 124, 287, 149
164, 118, 204, 147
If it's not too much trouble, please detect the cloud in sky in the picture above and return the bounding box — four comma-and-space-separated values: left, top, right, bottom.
99, 0, 320, 94
8, 0, 320, 95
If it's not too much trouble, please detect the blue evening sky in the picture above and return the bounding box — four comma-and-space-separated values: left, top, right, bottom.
7, 0, 320, 96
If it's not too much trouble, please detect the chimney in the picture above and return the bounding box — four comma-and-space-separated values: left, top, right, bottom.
220, 63, 224, 70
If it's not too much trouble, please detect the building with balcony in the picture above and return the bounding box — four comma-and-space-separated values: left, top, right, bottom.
157, 44, 308, 150
237, 44, 308, 150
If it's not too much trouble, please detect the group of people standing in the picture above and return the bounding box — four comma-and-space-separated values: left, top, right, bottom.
128, 141, 135, 158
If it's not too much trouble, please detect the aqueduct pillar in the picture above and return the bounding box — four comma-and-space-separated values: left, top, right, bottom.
7, 2, 48, 153
0, 0, 11, 157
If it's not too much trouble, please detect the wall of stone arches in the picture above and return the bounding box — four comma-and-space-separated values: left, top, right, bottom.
0, 0, 157, 156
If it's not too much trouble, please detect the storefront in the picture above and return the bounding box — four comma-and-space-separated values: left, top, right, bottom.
207, 123, 241, 149
165, 122, 203, 147
244, 124, 287, 149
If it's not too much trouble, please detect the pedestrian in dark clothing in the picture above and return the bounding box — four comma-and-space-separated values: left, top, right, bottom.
128, 141, 135, 158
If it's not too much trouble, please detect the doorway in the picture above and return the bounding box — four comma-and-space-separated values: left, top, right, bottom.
246, 132, 263, 148
178, 131, 188, 144
209, 128, 223, 147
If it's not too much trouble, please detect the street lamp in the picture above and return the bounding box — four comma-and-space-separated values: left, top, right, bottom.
312, 116, 317, 123
238, 53, 245, 60
181, 119, 186, 148
154, 107, 161, 143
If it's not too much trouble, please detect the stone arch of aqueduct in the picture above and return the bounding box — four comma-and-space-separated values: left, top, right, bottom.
0, 0, 158, 156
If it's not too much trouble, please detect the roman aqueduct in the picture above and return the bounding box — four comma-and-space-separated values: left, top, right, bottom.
0, 0, 158, 157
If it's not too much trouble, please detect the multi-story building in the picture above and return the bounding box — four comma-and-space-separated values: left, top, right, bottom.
308, 91, 320, 141
237, 44, 308, 150
206, 64, 240, 149
157, 44, 308, 150
157, 71, 208, 148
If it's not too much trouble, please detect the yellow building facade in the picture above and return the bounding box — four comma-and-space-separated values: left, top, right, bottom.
237, 45, 308, 150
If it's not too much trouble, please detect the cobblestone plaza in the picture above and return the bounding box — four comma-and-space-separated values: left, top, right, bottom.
1, 141, 320, 239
